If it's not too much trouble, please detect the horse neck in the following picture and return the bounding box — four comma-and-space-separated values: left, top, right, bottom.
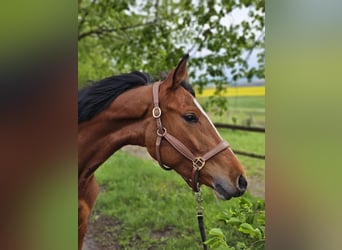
78, 84, 153, 184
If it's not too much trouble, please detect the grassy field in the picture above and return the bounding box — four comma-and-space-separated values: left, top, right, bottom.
219, 129, 264, 179
91, 151, 263, 249
86, 95, 265, 249
198, 96, 265, 128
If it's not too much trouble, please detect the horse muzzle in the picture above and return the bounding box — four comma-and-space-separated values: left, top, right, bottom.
214, 175, 248, 200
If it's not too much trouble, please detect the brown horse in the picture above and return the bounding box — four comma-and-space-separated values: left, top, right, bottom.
78, 55, 247, 249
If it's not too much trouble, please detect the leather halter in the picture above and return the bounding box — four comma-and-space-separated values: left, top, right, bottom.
152, 81, 230, 192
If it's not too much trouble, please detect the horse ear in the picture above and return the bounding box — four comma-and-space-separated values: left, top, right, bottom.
164, 54, 189, 90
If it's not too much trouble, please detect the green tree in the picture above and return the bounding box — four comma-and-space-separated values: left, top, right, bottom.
78, 0, 264, 109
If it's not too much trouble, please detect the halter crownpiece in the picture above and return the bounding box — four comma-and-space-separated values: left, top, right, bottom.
152, 81, 230, 192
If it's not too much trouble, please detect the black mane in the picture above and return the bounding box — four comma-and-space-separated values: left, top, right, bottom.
180, 81, 196, 97
78, 71, 195, 123
78, 71, 152, 123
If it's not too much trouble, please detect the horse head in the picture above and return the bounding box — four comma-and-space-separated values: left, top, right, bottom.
145, 55, 247, 200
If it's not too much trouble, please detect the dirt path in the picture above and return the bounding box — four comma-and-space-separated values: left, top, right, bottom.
83, 215, 121, 250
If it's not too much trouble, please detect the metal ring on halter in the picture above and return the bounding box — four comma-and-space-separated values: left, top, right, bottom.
193, 157, 205, 170
157, 127, 167, 137
152, 107, 162, 118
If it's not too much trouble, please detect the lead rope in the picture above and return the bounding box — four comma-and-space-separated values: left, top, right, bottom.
195, 189, 208, 250
152, 82, 229, 249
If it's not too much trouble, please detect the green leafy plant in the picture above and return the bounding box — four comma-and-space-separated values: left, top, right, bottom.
205, 196, 265, 250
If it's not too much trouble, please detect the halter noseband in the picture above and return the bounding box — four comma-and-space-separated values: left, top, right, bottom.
152, 81, 230, 192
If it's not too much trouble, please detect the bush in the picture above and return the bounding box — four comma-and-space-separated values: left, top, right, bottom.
205, 196, 265, 250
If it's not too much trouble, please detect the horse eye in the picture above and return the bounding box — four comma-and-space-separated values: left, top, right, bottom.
182, 114, 199, 123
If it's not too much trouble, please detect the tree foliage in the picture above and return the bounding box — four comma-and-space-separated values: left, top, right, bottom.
78, 0, 264, 109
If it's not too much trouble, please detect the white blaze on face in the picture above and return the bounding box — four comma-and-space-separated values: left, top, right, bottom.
193, 97, 237, 156
193, 97, 223, 140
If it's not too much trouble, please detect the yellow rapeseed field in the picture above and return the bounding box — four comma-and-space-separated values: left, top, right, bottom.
196, 86, 265, 97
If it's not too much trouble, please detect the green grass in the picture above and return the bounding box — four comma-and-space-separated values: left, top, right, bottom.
93, 152, 262, 249
198, 96, 265, 127
219, 129, 265, 178
91, 131, 264, 249
225, 96, 265, 109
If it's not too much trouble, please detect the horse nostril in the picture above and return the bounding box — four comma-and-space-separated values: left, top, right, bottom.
237, 175, 248, 192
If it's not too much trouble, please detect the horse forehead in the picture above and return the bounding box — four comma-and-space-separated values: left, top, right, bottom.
168, 88, 197, 107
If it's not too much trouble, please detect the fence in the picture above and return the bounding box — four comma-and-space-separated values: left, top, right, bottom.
214, 123, 265, 160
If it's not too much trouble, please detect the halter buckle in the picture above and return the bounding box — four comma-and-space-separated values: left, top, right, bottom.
157, 127, 167, 137
152, 107, 161, 118
193, 157, 205, 170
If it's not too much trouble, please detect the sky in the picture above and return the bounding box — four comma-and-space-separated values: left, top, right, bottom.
186, 4, 264, 83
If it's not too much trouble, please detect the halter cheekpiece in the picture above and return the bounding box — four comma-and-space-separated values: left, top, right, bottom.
152, 81, 230, 192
